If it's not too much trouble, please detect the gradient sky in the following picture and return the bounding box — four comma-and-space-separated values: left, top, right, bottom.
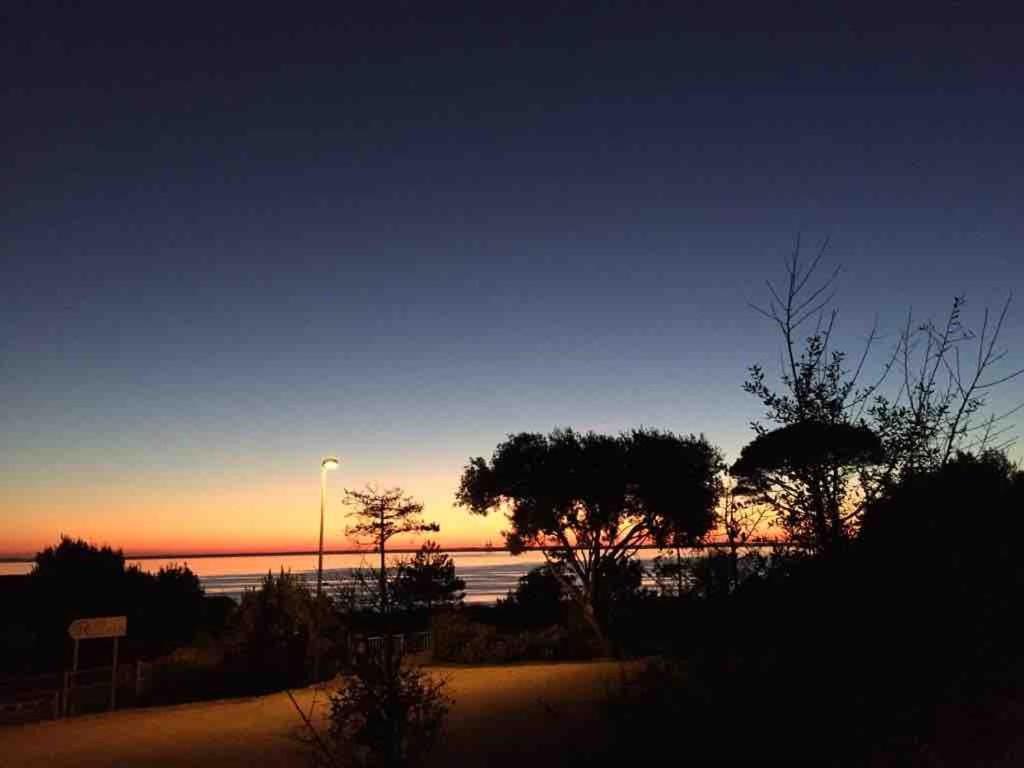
2, 6, 1022, 556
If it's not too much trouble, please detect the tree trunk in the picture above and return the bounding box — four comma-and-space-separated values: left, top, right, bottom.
379, 504, 387, 615
729, 541, 739, 593
580, 586, 612, 658
554, 566, 612, 657
676, 546, 684, 598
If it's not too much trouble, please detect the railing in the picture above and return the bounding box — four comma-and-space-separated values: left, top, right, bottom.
0, 672, 61, 725
405, 631, 431, 655
354, 631, 432, 664
62, 662, 151, 718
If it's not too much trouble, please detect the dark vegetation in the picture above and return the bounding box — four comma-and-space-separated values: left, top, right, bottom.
0, 538, 212, 677
579, 246, 1024, 766
310, 657, 450, 768
391, 542, 465, 613
592, 452, 1024, 767
3, 246, 1022, 765
457, 427, 723, 653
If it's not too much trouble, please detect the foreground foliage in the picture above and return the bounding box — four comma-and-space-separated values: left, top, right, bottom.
458, 427, 723, 651
590, 452, 1024, 767
318, 658, 450, 768
4, 537, 205, 674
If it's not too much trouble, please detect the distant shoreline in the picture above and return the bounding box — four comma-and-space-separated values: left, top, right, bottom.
0, 540, 782, 564
0, 546, 506, 563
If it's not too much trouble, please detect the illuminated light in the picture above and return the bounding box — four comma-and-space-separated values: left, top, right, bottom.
321, 457, 340, 471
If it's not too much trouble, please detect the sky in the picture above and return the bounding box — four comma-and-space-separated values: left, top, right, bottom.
2, 5, 1022, 556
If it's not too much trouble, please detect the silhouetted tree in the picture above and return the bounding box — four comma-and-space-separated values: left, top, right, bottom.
736, 241, 887, 553
590, 450, 1024, 768
27, 537, 129, 668
866, 295, 1024, 482
392, 542, 465, 612
731, 421, 884, 554
651, 552, 689, 597
457, 428, 723, 651
736, 240, 1021, 554
150, 563, 204, 651
316, 659, 450, 768
653, 478, 768, 598
344, 487, 439, 616
591, 555, 647, 633
499, 565, 568, 627
717, 476, 769, 591
25, 536, 205, 669
232, 570, 316, 691
333, 563, 388, 615
859, 450, 1024, 667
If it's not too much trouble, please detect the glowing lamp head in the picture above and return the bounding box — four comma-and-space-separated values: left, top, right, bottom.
321, 456, 340, 471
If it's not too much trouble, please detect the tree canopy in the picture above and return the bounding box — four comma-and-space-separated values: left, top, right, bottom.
392, 542, 465, 612
731, 421, 884, 480
23, 536, 205, 670
456, 427, 723, 646
739, 242, 1021, 555
344, 486, 439, 614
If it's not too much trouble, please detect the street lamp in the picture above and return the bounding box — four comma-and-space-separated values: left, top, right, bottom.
313, 455, 339, 683
317, 456, 340, 602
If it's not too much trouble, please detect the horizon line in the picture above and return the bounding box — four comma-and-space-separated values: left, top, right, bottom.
0, 539, 784, 564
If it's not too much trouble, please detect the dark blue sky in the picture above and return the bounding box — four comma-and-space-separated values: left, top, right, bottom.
2, 4, 1022, 553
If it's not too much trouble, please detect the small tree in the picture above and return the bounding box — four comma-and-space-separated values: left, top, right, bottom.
716, 477, 769, 591
293, 649, 451, 768
867, 295, 1024, 480
323, 661, 450, 768
233, 570, 316, 691
344, 487, 439, 616
736, 239, 1021, 555
457, 428, 724, 652
334, 564, 389, 615
26, 536, 205, 667
150, 563, 204, 651
499, 565, 568, 627
392, 542, 465, 612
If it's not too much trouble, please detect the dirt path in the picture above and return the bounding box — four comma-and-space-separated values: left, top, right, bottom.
0, 661, 630, 768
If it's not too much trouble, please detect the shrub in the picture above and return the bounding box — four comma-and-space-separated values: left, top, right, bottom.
23, 537, 206, 670
230, 570, 316, 692
323, 660, 450, 768
147, 644, 227, 705
431, 609, 569, 664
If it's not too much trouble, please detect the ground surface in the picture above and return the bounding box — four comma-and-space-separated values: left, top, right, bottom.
0, 660, 629, 767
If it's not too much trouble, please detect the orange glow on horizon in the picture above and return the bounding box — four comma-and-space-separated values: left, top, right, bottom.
0, 464, 786, 559
0, 468, 505, 559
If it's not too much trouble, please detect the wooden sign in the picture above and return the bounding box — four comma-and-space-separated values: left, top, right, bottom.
68, 616, 127, 640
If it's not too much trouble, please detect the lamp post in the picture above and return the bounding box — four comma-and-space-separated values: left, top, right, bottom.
317, 456, 340, 602
314, 456, 339, 683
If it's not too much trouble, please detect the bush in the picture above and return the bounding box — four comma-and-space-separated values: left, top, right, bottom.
391, 542, 465, 612
229, 570, 317, 693
21, 537, 206, 671
496, 565, 567, 628
147, 644, 227, 705
322, 660, 450, 768
586, 453, 1024, 767
431, 609, 569, 664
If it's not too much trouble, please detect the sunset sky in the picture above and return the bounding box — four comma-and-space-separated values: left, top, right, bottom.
2, 7, 1022, 557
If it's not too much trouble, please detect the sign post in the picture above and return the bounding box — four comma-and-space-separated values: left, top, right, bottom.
110, 637, 119, 710
66, 616, 127, 715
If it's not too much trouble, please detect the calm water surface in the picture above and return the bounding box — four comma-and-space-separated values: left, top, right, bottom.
2, 551, 552, 603
1, 550, 664, 603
